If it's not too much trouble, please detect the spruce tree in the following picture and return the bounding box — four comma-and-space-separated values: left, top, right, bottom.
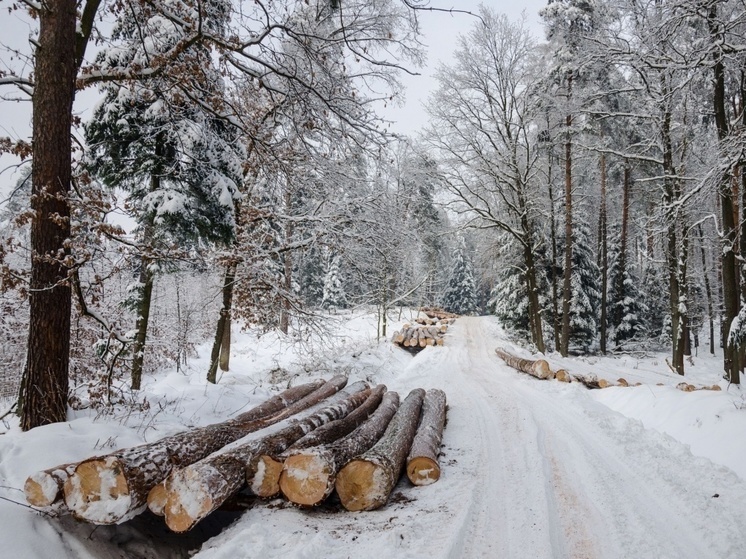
607, 232, 648, 347
322, 254, 347, 310
441, 241, 479, 315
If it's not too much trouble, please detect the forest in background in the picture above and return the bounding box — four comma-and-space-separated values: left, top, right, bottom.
2, 0, 746, 430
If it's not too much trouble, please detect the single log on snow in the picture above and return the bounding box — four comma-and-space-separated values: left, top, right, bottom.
406, 389, 447, 486
250, 384, 387, 499
62, 377, 343, 524
24, 462, 78, 508
335, 389, 425, 511
161, 387, 371, 532
279, 391, 400, 507
495, 347, 554, 380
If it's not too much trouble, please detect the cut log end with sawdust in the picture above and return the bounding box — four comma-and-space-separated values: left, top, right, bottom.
336, 388, 425, 511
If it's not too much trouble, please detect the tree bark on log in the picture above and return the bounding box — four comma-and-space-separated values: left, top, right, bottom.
279, 391, 400, 507
495, 348, 554, 380
335, 389, 425, 511
61, 378, 335, 523
406, 389, 447, 486
250, 384, 387, 498
161, 388, 371, 532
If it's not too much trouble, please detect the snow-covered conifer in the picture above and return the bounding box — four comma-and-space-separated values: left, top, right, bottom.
442, 240, 479, 315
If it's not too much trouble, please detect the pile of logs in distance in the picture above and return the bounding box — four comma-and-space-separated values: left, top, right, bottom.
392, 309, 457, 351
24, 377, 448, 533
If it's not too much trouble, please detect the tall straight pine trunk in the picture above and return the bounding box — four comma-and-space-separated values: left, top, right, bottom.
20, 0, 77, 429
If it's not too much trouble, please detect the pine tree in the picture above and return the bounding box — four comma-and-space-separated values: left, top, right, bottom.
441, 240, 479, 315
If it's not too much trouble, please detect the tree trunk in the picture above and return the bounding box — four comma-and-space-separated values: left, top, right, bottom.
250, 384, 387, 499
548, 145, 561, 352
279, 391, 400, 507
61, 379, 330, 523
599, 152, 608, 354
162, 388, 371, 532
335, 389, 425, 511
494, 347, 554, 380
207, 262, 237, 383
406, 389, 447, 486
709, 4, 740, 384
130, 253, 154, 390
560, 82, 573, 357
697, 224, 715, 355
19, 0, 78, 430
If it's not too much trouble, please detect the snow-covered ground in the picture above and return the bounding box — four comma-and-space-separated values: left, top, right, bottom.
2, 312, 746, 558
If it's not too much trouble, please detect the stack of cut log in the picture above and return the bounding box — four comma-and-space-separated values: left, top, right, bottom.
420, 307, 458, 321
495, 348, 723, 392
393, 312, 456, 350
25, 376, 448, 533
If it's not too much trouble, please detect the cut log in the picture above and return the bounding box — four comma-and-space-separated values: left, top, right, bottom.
555, 369, 571, 383
617, 377, 629, 387
24, 462, 78, 508
279, 391, 400, 507
147, 482, 167, 516
406, 389, 447, 486
495, 348, 554, 380
27, 381, 326, 510
161, 387, 370, 532
62, 377, 343, 524
335, 388, 426, 511
250, 384, 387, 499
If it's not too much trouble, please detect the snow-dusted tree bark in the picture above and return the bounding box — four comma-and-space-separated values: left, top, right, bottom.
162, 385, 369, 532
62, 378, 337, 523
335, 388, 424, 511
406, 388, 447, 486
250, 384, 387, 498
279, 391, 400, 506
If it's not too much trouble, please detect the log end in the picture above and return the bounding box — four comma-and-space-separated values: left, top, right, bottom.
616, 377, 629, 387
533, 359, 553, 379
555, 369, 571, 383
406, 456, 440, 486
25, 472, 60, 508
598, 378, 611, 389
250, 455, 284, 499
147, 482, 167, 516
279, 453, 333, 507
335, 459, 390, 512
63, 457, 132, 525
164, 469, 214, 533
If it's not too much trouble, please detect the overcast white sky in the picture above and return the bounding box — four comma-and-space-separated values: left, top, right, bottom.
0, 1, 547, 198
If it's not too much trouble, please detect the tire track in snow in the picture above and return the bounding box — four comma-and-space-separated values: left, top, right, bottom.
451, 317, 746, 559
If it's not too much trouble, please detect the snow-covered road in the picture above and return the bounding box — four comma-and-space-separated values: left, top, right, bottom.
197, 317, 746, 559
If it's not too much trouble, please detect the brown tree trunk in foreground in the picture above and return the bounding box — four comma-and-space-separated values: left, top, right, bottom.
251, 384, 387, 498
494, 348, 554, 380
162, 388, 370, 532
335, 389, 425, 511
406, 389, 447, 486
59, 379, 328, 522
20, 0, 78, 430
207, 262, 237, 383
279, 391, 400, 507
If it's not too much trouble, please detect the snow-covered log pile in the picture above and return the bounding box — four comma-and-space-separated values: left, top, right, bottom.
420, 306, 458, 321
392, 323, 448, 349
25, 379, 449, 532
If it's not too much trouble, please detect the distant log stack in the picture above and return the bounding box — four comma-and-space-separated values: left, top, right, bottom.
393, 321, 451, 350
420, 307, 458, 321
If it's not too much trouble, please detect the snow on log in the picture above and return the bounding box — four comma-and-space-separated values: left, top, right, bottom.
279, 391, 400, 507
250, 384, 388, 499
62, 378, 341, 524
495, 347, 554, 380
406, 389, 447, 486
24, 462, 78, 508
161, 388, 370, 532
393, 321, 450, 351
335, 389, 426, 511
